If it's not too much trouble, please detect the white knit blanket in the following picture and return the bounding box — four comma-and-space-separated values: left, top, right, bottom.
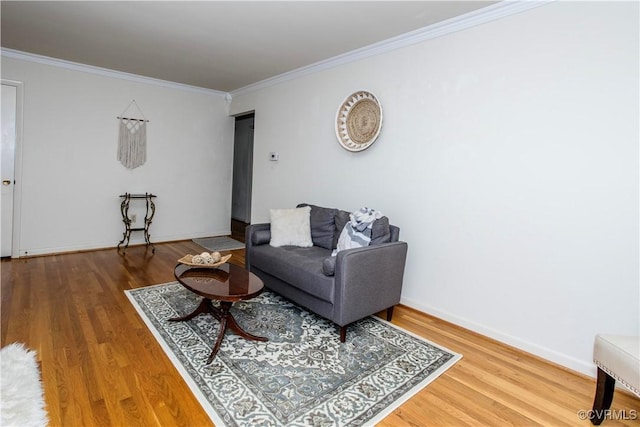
332, 207, 382, 255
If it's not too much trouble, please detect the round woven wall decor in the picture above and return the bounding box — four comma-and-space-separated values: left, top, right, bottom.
335, 90, 383, 152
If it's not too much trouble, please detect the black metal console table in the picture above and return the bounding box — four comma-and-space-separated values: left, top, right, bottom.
117, 193, 156, 253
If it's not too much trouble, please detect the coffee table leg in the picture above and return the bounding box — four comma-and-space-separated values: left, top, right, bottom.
216, 301, 268, 343
168, 298, 210, 322
226, 315, 269, 342
205, 301, 268, 364
168, 298, 269, 364
207, 316, 228, 364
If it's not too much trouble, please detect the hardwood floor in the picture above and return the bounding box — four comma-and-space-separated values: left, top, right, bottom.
2, 241, 638, 426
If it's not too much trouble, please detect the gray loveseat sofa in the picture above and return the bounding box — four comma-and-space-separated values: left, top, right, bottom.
245, 203, 408, 342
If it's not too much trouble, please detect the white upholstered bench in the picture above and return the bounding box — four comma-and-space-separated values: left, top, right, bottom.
590, 334, 640, 425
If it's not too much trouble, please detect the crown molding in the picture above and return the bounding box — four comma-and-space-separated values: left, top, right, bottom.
0, 48, 228, 98
230, 0, 554, 97
1, 1, 554, 100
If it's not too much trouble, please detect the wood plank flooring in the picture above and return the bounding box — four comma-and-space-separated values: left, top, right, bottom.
2, 241, 638, 426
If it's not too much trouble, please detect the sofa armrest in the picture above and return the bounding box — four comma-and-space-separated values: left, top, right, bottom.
245, 223, 271, 270
333, 241, 408, 326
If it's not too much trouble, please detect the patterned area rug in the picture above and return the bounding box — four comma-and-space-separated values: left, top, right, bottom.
125, 282, 462, 426
192, 236, 245, 252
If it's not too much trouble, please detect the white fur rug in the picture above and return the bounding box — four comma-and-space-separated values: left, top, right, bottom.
0, 343, 48, 427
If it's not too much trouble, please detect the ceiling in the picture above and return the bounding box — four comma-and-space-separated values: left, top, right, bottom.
1, 1, 497, 93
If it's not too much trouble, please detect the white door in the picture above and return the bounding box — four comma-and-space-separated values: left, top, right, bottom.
1, 84, 17, 257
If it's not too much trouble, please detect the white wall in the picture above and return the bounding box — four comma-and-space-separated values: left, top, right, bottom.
230, 1, 639, 376
2, 56, 235, 255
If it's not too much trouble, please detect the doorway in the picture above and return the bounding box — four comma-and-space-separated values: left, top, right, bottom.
1, 81, 22, 258
231, 113, 254, 242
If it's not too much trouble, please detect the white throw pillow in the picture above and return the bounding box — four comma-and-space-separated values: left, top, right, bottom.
269, 206, 313, 247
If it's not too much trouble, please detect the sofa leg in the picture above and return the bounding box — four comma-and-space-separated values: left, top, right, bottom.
339, 326, 347, 343
386, 306, 394, 322
590, 367, 616, 425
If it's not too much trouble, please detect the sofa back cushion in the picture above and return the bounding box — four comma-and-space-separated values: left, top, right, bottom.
371, 216, 392, 245
333, 209, 393, 249
297, 203, 338, 250
333, 210, 350, 249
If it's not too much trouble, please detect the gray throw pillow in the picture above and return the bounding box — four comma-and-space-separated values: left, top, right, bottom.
297, 203, 338, 250
333, 210, 392, 247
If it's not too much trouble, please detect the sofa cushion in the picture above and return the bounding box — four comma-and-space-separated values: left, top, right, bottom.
269, 206, 313, 247
333, 209, 391, 247
250, 245, 335, 303
297, 203, 338, 250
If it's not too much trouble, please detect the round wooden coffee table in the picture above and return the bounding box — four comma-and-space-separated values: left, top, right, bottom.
170, 262, 268, 363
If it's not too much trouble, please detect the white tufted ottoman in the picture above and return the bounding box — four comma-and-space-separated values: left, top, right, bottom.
591, 334, 640, 425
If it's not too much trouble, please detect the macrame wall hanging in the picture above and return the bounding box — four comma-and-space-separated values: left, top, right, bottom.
117, 100, 149, 169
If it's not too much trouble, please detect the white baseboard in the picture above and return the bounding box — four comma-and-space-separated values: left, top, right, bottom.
16, 230, 233, 257
158, 230, 233, 242
400, 296, 595, 378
